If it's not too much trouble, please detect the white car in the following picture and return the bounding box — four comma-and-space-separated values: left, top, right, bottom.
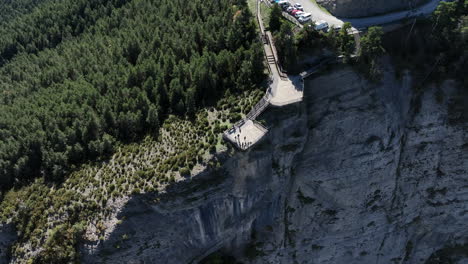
314, 20, 329, 31
294, 3, 303, 10
294, 11, 305, 18
298, 13, 311, 23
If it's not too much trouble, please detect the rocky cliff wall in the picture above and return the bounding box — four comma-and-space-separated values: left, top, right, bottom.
80, 103, 308, 263
317, 0, 428, 18
0, 224, 16, 264
250, 66, 468, 263
77, 64, 467, 263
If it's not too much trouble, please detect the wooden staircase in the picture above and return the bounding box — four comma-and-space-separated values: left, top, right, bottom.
266, 55, 276, 65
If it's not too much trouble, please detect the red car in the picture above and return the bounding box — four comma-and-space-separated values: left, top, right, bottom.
291, 9, 300, 15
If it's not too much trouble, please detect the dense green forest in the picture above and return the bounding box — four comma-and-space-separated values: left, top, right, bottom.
0, 0, 264, 192
0, 0, 50, 25
0, 0, 133, 66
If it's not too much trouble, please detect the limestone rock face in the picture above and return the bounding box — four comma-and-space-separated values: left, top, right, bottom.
81, 65, 468, 264
81, 103, 308, 263
251, 67, 468, 263
0, 224, 16, 264
317, 0, 428, 18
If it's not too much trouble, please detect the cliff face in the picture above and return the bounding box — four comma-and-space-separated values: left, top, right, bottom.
79, 65, 468, 264
251, 67, 468, 263
80, 103, 308, 263
317, 0, 428, 18
0, 224, 16, 264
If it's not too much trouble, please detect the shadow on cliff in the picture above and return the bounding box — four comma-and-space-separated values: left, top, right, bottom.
81, 137, 279, 264
81, 157, 235, 263
81, 94, 309, 264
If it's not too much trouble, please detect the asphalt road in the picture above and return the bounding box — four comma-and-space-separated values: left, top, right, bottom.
291, 0, 441, 30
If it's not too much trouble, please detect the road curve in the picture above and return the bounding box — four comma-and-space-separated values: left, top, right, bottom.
292, 0, 441, 29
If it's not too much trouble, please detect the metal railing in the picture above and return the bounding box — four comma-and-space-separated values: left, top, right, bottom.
264, 32, 288, 80
246, 93, 271, 120
253, 121, 269, 133
282, 11, 303, 28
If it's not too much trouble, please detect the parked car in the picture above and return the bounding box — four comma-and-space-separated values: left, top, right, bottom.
294, 3, 303, 10
298, 13, 311, 23
294, 11, 305, 18
286, 6, 294, 13
291, 9, 301, 15
280, 2, 291, 10
314, 20, 329, 31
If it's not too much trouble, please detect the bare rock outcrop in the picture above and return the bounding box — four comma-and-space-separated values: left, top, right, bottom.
317, 0, 428, 18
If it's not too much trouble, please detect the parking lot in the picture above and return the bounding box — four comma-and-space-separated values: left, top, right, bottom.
272, 0, 344, 28
270, 0, 344, 31
273, 0, 442, 30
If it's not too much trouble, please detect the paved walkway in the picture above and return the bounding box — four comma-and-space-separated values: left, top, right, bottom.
223, 0, 304, 150
270, 75, 303, 106
263, 31, 303, 106
224, 120, 268, 150
223, 0, 442, 150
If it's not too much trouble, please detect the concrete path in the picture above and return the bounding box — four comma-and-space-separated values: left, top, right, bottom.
223, 0, 304, 150
263, 32, 303, 106
270, 75, 303, 106
224, 0, 442, 151
224, 120, 268, 151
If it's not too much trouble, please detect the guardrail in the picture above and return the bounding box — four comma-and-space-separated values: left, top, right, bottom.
253, 122, 268, 133
270, 97, 302, 107
300, 57, 336, 78
223, 0, 305, 151
246, 93, 271, 120
282, 11, 303, 28
264, 31, 288, 80
258, 0, 291, 80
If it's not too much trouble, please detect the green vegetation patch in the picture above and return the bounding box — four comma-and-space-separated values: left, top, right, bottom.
0, 0, 268, 262
0, 0, 265, 192
0, 88, 263, 263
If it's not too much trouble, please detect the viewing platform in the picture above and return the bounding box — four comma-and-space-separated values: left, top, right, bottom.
223, 0, 304, 151
224, 119, 268, 151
